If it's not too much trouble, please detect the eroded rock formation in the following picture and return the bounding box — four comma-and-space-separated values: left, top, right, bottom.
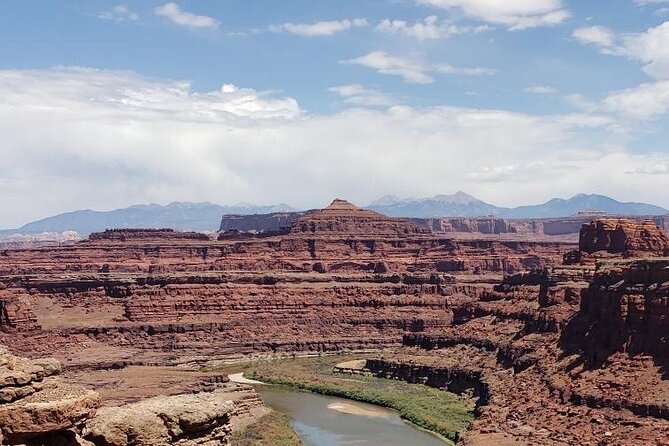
82, 390, 234, 446
0, 346, 99, 445
0, 201, 667, 445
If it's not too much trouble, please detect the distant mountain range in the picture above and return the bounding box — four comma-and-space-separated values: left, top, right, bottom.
2, 193, 666, 237
0, 202, 295, 236
366, 192, 668, 219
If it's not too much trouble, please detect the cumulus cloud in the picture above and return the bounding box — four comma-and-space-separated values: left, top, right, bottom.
98, 4, 138, 22
344, 51, 494, 84
414, 0, 570, 30
573, 22, 669, 79
1, 67, 666, 227
328, 84, 395, 106
376, 15, 491, 40
269, 18, 368, 36
571, 22, 669, 119
154, 3, 219, 29
601, 80, 669, 119
572, 25, 616, 49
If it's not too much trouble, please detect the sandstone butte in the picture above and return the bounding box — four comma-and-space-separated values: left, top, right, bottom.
0, 198, 667, 445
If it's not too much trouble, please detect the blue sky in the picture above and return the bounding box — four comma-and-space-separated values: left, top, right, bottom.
0, 0, 668, 227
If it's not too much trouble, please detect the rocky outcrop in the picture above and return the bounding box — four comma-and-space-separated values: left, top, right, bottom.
290, 199, 430, 236
563, 219, 669, 265
0, 200, 574, 368
83, 389, 234, 446
0, 346, 99, 444
220, 210, 669, 239
361, 246, 669, 444
88, 229, 210, 242
4, 200, 669, 445
562, 258, 669, 364
219, 212, 306, 234
578, 219, 669, 256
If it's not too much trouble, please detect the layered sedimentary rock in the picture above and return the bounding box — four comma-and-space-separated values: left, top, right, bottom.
579, 219, 669, 255
563, 258, 669, 363
564, 219, 669, 265
0, 200, 574, 368
219, 212, 306, 233
83, 390, 234, 446
2, 201, 668, 445
221, 208, 669, 238
0, 346, 266, 446
0, 346, 99, 445
361, 230, 669, 445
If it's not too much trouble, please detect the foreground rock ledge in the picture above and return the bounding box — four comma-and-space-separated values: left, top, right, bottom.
83, 390, 235, 446
0, 346, 99, 444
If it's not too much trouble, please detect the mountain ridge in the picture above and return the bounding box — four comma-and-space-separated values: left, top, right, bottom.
1, 202, 296, 236
3, 193, 667, 236
366, 193, 668, 219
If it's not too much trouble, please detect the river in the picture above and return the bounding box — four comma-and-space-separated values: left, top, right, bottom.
256, 385, 449, 446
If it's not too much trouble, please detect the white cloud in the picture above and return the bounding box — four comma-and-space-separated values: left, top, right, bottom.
269, 18, 368, 37
572, 26, 616, 49
602, 80, 669, 119
573, 22, 669, 79
376, 15, 491, 40
620, 22, 669, 79
436, 63, 496, 76
414, 0, 570, 30
154, 3, 219, 29
0, 67, 666, 228
627, 163, 669, 175
344, 51, 495, 84
98, 4, 138, 22
328, 84, 395, 106
570, 22, 669, 119
345, 52, 434, 84
526, 85, 557, 94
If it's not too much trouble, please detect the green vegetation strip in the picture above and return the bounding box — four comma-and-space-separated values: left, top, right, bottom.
230, 410, 302, 446
240, 355, 475, 443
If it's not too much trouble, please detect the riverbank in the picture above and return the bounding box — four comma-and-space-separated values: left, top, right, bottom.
212, 354, 475, 443
229, 410, 302, 446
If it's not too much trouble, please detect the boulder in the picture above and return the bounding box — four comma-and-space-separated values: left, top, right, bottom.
83, 389, 234, 446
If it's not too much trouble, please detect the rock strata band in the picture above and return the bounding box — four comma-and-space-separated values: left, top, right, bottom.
0, 200, 668, 445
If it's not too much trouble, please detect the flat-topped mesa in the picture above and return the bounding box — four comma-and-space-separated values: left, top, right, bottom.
564, 219, 669, 264
290, 199, 430, 236
87, 228, 210, 242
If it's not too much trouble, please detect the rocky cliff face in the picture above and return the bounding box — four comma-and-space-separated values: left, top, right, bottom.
1, 202, 667, 445
563, 259, 669, 364
360, 221, 669, 445
0, 346, 99, 445
0, 200, 573, 368
221, 208, 669, 238
0, 345, 267, 446
579, 219, 669, 256
83, 390, 235, 446
564, 219, 669, 265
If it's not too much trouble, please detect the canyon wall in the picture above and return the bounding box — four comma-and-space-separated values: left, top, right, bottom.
1, 202, 668, 445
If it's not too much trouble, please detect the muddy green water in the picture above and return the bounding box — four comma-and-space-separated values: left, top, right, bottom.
256, 385, 449, 446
